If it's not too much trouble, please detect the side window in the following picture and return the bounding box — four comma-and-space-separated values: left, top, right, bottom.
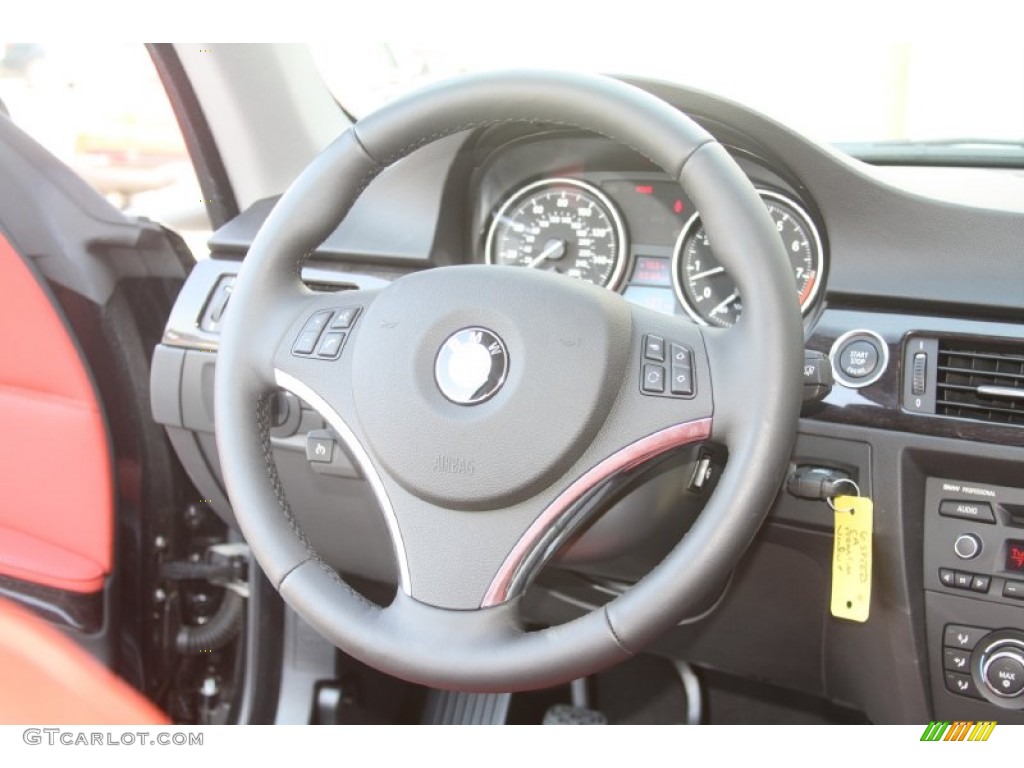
0, 43, 211, 258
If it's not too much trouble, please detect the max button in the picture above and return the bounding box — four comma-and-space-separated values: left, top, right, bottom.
985, 654, 1024, 697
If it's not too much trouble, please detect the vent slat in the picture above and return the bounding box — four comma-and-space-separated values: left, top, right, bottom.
936, 339, 1024, 427
936, 399, 1023, 417
935, 382, 987, 392
937, 365, 1024, 382
938, 350, 1024, 365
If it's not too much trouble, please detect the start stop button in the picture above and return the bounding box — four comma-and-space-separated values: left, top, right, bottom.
830, 330, 889, 388
840, 341, 879, 378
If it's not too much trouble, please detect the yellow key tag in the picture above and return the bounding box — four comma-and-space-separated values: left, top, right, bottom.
831, 494, 873, 623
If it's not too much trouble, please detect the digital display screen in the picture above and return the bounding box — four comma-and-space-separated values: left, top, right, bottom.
623, 286, 677, 317
1006, 540, 1024, 573
631, 256, 673, 287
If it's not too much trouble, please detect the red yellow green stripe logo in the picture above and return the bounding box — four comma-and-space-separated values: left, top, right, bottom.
920, 721, 996, 741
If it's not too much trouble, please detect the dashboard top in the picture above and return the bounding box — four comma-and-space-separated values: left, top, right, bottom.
209, 78, 1024, 318
198, 77, 1024, 446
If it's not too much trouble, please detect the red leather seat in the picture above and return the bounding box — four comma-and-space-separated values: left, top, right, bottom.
0, 598, 166, 724
0, 233, 112, 593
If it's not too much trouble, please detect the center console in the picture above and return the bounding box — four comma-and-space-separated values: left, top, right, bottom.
925, 477, 1024, 720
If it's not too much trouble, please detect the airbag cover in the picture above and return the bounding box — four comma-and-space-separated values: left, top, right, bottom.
352, 265, 630, 510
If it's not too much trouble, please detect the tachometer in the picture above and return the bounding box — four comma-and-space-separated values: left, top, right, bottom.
485, 178, 629, 289
672, 190, 823, 327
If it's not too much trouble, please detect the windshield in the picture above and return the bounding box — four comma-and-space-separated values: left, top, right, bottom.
312, 40, 1024, 156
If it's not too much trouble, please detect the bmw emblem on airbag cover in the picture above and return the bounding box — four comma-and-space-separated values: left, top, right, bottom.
434, 327, 509, 405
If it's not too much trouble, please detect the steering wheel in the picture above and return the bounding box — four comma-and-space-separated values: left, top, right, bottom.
214, 71, 803, 692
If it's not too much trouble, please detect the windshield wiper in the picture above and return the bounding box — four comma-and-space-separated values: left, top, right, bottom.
836, 138, 1024, 168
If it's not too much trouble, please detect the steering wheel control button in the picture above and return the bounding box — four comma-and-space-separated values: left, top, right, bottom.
330, 306, 361, 329
293, 328, 322, 355
984, 653, 1024, 697
306, 310, 334, 335
669, 344, 694, 395
641, 340, 695, 398
306, 433, 335, 464
688, 453, 714, 492
642, 364, 666, 393
292, 307, 362, 358
939, 499, 996, 524
954, 533, 982, 560
945, 671, 982, 699
316, 332, 346, 359
944, 624, 987, 650
293, 310, 335, 355
670, 365, 693, 396
829, 329, 889, 389
1003, 580, 1024, 600
670, 343, 691, 366
643, 335, 665, 361
434, 327, 509, 405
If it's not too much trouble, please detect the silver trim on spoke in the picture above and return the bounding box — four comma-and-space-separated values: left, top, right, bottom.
481, 418, 713, 607
273, 368, 412, 594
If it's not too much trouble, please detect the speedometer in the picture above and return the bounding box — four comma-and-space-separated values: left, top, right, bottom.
485, 178, 629, 289
672, 190, 823, 327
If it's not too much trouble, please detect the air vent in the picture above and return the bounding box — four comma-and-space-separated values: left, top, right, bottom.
936, 340, 1024, 426
198, 275, 234, 333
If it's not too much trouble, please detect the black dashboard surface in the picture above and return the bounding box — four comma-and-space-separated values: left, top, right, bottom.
159, 77, 1024, 723
210, 79, 1024, 316
206, 78, 1024, 447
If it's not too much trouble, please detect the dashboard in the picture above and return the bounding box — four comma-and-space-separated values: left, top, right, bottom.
152, 77, 1024, 724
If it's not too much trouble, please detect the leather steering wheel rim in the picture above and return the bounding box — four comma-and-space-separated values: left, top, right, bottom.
214, 70, 803, 692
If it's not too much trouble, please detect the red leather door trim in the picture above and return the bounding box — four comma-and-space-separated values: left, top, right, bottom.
0, 234, 112, 592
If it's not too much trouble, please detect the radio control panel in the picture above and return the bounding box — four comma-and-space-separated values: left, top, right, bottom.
925, 478, 1024, 607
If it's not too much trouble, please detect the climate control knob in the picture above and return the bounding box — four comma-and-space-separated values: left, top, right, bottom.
984, 649, 1024, 697
974, 631, 1024, 707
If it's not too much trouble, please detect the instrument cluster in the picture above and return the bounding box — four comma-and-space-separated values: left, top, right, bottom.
481, 169, 826, 327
